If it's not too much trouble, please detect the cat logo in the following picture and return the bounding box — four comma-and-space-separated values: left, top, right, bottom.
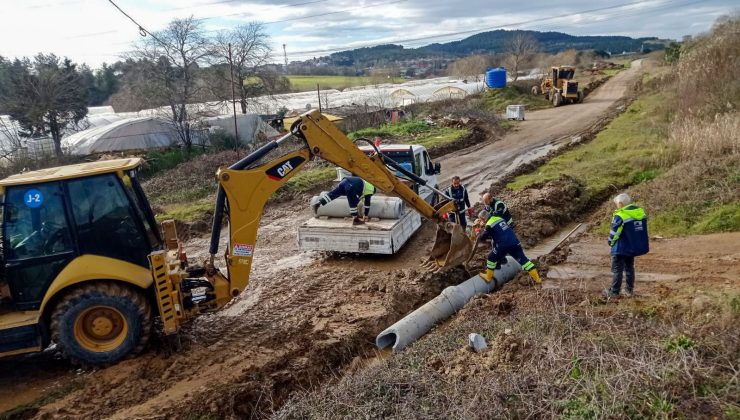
277, 161, 294, 177
266, 156, 306, 181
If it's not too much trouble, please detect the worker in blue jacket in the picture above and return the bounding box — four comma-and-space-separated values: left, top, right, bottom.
446, 176, 473, 228
313, 176, 375, 225
477, 209, 541, 284
604, 193, 649, 298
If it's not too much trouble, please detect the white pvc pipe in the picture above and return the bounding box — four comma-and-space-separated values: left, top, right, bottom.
376, 257, 521, 352
311, 195, 405, 219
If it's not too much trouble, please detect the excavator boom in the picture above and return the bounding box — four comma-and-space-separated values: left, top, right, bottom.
208, 110, 473, 296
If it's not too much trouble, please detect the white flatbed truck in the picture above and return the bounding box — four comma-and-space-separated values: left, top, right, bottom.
297, 144, 442, 254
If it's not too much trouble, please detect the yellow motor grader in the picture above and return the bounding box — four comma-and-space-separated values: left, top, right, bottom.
531, 65, 583, 106
0, 110, 472, 365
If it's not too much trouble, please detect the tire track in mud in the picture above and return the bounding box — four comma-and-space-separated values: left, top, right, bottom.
28, 62, 644, 419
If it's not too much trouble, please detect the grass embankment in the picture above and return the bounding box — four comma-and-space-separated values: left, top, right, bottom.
480, 84, 552, 113
509, 92, 669, 199
287, 75, 404, 92
349, 119, 468, 151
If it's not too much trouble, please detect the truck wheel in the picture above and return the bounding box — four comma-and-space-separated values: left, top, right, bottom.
431, 187, 439, 206
51, 283, 152, 366
553, 92, 562, 107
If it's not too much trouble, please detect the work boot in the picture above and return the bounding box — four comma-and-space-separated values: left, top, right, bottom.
528, 268, 542, 284
478, 269, 494, 283
621, 288, 634, 298
352, 217, 365, 226
603, 288, 619, 298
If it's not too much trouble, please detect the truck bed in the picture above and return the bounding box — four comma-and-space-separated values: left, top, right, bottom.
297, 209, 422, 254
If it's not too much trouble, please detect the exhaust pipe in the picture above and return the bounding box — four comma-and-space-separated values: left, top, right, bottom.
376, 257, 521, 352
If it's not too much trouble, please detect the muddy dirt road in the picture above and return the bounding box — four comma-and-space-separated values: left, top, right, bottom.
439, 60, 642, 198
0, 63, 644, 419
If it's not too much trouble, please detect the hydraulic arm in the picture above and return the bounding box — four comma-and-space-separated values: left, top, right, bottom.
208, 110, 473, 297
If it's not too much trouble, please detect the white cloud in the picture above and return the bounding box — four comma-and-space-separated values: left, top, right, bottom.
0, 0, 735, 67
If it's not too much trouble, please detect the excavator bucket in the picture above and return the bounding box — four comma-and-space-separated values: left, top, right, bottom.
424, 223, 474, 270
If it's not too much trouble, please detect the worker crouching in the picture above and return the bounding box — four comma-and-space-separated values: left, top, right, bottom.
313, 175, 376, 225
477, 210, 541, 284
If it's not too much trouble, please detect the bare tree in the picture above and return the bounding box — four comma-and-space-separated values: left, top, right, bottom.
211, 23, 272, 114
504, 33, 540, 82
131, 17, 213, 151
448, 55, 491, 82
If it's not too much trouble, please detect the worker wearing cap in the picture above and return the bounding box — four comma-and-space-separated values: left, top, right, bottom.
445, 176, 472, 228
604, 193, 649, 298
477, 209, 541, 284
313, 176, 376, 226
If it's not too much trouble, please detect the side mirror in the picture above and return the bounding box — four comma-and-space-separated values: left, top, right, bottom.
434, 162, 441, 175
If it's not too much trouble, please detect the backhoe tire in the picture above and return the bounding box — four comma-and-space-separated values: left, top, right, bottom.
50, 282, 152, 366
553, 92, 562, 107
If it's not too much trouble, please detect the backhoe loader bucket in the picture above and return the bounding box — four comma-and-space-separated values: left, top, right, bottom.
423, 223, 474, 270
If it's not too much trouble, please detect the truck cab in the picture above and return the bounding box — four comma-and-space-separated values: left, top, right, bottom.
337, 144, 441, 204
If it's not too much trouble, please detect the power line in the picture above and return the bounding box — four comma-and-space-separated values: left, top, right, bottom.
105, 0, 168, 46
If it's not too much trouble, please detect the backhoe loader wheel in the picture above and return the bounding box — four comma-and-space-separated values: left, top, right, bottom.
51, 283, 152, 366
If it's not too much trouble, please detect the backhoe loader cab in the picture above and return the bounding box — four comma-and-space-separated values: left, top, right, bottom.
0, 158, 162, 364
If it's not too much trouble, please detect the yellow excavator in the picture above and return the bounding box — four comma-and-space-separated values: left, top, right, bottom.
0, 110, 472, 365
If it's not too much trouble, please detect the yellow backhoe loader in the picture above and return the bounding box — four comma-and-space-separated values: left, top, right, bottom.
531, 65, 583, 107
0, 110, 472, 365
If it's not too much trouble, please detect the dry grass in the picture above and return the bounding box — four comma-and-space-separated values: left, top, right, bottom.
275, 288, 740, 419
676, 17, 740, 118
670, 112, 739, 160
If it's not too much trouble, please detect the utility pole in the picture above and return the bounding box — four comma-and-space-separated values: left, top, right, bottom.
229, 43, 239, 157
283, 44, 288, 73
316, 83, 322, 112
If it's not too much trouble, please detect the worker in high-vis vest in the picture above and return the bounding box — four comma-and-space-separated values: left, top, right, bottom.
477, 210, 541, 284
605, 193, 649, 298
313, 176, 376, 225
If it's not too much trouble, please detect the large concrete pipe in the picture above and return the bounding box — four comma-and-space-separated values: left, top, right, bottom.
311, 195, 405, 219
376, 257, 521, 352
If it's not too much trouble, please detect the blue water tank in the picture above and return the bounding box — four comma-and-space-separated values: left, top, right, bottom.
486, 67, 507, 88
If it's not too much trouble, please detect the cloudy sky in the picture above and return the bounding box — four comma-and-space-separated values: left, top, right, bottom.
0, 0, 735, 67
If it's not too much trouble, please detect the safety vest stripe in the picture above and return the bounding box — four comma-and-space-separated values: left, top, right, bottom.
486, 216, 503, 226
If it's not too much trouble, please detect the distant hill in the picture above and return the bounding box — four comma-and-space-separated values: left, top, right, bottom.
322, 29, 666, 67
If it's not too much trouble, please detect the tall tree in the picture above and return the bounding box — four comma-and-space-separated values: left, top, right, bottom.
504, 32, 540, 81
131, 16, 213, 151
0, 54, 88, 157
211, 22, 272, 114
